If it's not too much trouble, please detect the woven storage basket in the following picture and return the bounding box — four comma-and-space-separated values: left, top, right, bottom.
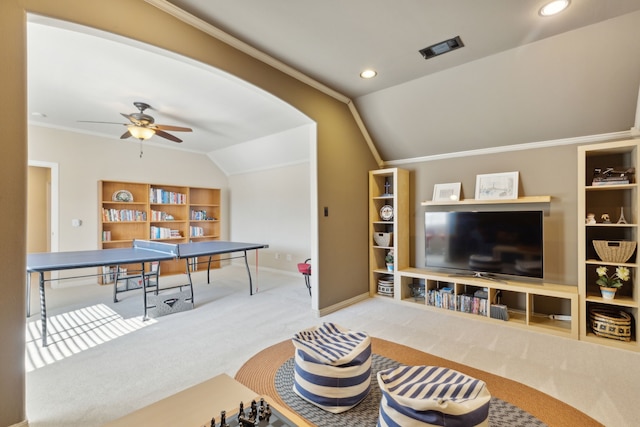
593, 240, 636, 263
589, 308, 632, 341
373, 232, 392, 247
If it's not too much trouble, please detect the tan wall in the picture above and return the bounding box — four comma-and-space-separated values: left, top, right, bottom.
0, 2, 27, 425
27, 166, 50, 254
403, 143, 581, 286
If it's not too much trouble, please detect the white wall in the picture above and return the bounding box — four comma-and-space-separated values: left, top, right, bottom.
228, 162, 311, 272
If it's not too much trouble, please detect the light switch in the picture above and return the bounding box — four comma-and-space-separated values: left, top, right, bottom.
71, 219, 82, 227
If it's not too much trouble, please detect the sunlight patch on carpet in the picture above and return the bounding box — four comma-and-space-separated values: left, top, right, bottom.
25, 304, 156, 372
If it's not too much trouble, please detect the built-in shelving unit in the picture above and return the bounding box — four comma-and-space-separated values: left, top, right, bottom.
368, 168, 409, 297
99, 180, 221, 281
578, 139, 639, 351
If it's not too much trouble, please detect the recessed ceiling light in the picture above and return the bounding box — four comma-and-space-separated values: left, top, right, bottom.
360, 69, 377, 79
539, 0, 570, 17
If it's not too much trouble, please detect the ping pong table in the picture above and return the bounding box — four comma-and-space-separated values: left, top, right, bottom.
27, 239, 268, 346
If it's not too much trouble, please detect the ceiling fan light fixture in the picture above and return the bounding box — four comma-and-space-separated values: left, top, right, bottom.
539, 0, 570, 17
128, 125, 155, 140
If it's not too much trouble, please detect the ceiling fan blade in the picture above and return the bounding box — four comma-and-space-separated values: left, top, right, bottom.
120, 130, 132, 139
154, 129, 183, 143
120, 112, 141, 126
154, 124, 193, 132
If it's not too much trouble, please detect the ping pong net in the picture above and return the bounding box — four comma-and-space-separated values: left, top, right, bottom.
132, 239, 180, 257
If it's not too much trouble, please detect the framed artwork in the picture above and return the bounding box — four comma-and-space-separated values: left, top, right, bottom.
475, 172, 519, 200
433, 182, 461, 202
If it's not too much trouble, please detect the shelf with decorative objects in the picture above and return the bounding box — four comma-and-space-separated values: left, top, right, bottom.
421, 195, 551, 206
369, 168, 409, 298
578, 139, 640, 351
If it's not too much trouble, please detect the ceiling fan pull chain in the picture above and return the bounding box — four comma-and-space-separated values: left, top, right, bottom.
139, 141, 143, 158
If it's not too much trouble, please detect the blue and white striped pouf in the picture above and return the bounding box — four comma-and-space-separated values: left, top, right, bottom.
292, 323, 372, 413
377, 365, 491, 427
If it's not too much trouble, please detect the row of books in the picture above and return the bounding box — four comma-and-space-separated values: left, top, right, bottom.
426, 288, 488, 315
150, 226, 182, 239
190, 226, 205, 237
102, 230, 112, 242
150, 187, 187, 205
151, 210, 175, 221
102, 208, 146, 222
191, 209, 214, 220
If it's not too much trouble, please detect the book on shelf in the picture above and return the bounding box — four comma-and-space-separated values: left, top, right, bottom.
150, 226, 183, 239
150, 187, 187, 204
591, 179, 630, 186
102, 208, 146, 222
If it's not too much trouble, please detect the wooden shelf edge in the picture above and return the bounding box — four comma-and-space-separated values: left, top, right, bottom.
421, 195, 551, 206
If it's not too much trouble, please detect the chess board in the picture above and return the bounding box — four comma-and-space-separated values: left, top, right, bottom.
204, 398, 298, 427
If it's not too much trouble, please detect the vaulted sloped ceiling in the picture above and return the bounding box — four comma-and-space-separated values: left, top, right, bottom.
28, 1, 640, 171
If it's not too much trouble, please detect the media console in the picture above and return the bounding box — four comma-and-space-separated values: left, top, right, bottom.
394, 268, 579, 339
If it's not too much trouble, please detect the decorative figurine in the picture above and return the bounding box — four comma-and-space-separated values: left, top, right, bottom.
210, 417, 215, 427
601, 213, 611, 224
618, 207, 628, 224
383, 178, 392, 196
586, 213, 596, 224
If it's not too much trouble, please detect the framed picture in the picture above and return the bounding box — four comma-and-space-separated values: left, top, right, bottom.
433, 182, 461, 202
475, 172, 519, 200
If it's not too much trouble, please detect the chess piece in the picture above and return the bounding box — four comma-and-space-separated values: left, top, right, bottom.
264, 404, 272, 422
209, 417, 215, 427
238, 402, 245, 420
220, 410, 229, 427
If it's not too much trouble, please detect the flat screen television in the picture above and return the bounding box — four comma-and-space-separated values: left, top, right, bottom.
425, 210, 543, 281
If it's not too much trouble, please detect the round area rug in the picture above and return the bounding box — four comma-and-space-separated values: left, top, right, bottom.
235, 338, 603, 427
275, 355, 546, 427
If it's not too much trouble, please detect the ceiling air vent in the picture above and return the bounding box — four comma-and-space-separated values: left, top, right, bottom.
419, 36, 464, 60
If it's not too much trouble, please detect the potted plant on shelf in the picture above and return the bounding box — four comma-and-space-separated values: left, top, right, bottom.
385, 250, 394, 272
595, 265, 630, 299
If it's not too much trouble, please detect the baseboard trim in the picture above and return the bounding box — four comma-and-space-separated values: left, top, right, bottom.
314, 292, 370, 317
11, 420, 29, 427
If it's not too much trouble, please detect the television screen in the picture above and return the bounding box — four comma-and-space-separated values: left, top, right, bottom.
425, 210, 543, 280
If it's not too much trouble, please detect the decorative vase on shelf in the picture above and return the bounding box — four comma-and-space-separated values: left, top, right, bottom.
600, 287, 617, 300
386, 263, 394, 272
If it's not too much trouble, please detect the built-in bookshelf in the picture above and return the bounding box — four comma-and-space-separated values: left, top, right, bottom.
98, 181, 221, 281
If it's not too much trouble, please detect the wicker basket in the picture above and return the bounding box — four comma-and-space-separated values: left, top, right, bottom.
589, 308, 632, 341
593, 240, 636, 263
373, 232, 392, 247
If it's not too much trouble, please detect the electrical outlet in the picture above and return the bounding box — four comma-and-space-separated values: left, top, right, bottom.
275, 253, 280, 259
286, 254, 292, 261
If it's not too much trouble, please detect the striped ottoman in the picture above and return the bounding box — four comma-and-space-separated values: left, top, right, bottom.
377, 365, 491, 427
292, 323, 372, 413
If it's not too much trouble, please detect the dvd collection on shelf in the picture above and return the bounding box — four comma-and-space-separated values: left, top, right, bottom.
427, 287, 489, 315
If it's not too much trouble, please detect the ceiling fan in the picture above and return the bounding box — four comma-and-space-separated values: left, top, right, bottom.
80, 101, 192, 143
